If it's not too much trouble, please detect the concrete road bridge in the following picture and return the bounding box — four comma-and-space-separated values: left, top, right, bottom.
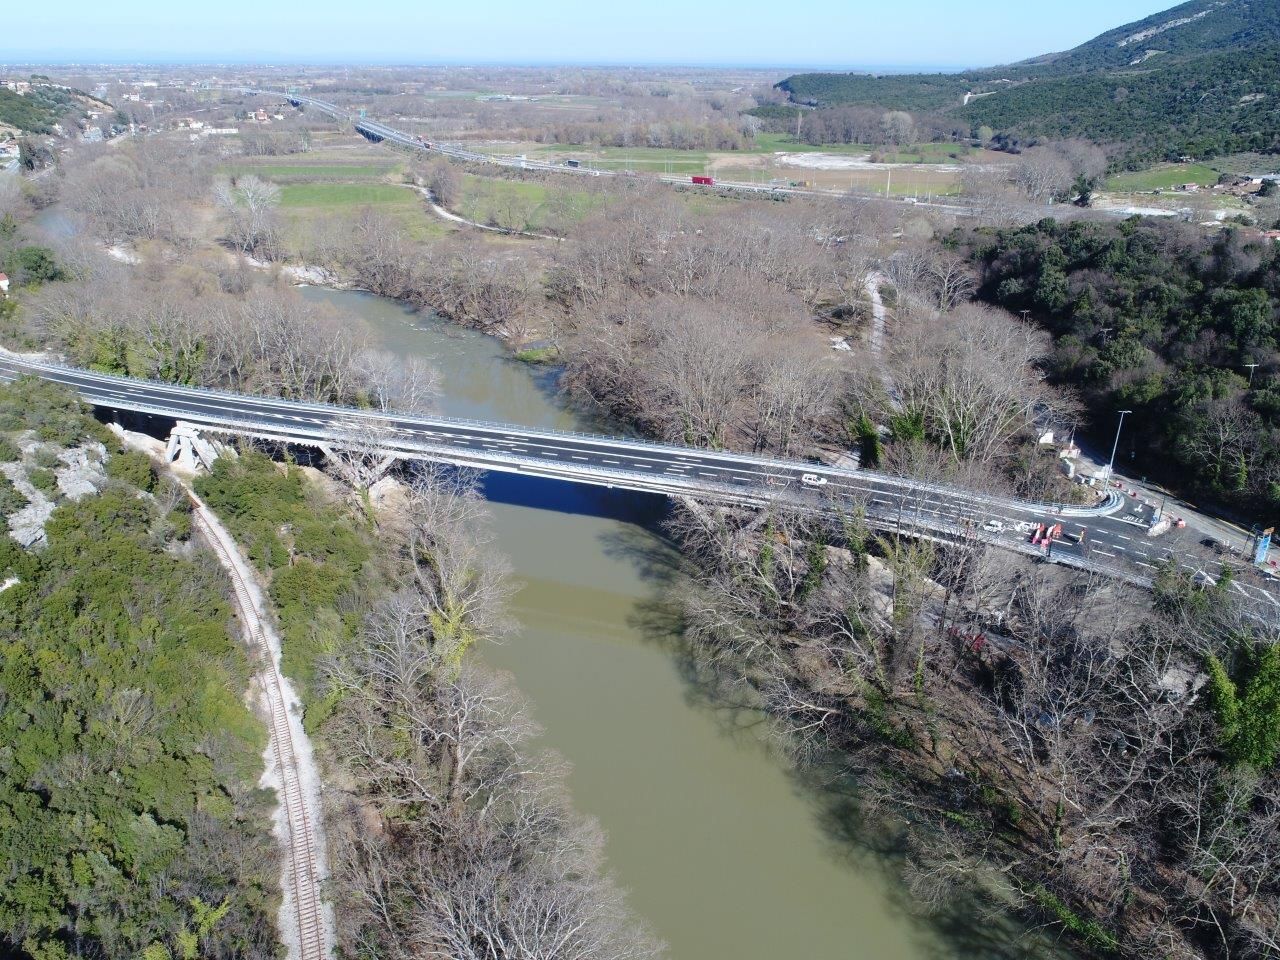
9, 353, 1280, 611
5, 353, 1209, 592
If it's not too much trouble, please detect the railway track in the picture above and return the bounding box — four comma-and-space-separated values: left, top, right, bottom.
190, 497, 330, 960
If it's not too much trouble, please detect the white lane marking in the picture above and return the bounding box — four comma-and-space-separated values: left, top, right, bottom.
6, 363, 1132, 527
603, 459, 620, 464
571, 455, 589, 461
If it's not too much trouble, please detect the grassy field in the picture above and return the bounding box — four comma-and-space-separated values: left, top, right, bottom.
752, 135, 973, 162
276, 182, 448, 245
526, 137, 976, 181
456, 174, 610, 231
535, 144, 710, 161
1105, 163, 1222, 192
279, 183, 414, 208
711, 165, 962, 196
591, 158, 706, 174
229, 163, 397, 180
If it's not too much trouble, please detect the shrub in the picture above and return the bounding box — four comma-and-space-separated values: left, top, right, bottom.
28, 467, 58, 495
0, 377, 110, 447
107, 448, 157, 492
0, 437, 18, 462
1032, 886, 1121, 954
0, 473, 28, 518
1205, 646, 1280, 769
165, 506, 193, 541
513, 346, 559, 364
31, 446, 61, 469
1, 244, 62, 285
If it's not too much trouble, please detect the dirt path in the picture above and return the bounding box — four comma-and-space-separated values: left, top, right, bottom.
410, 184, 564, 241
189, 491, 333, 960
866, 271, 902, 411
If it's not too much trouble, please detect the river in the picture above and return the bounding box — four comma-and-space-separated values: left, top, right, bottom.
24, 191, 1051, 954
296, 286, 1062, 960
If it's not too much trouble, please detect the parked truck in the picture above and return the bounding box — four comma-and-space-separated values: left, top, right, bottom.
691, 175, 715, 186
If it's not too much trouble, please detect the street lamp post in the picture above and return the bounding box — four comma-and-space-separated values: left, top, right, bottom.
1108, 410, 1132, 477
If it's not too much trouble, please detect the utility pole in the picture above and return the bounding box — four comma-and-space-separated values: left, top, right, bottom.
1108, 409, 1132, 477
1245, 363, 1259, 387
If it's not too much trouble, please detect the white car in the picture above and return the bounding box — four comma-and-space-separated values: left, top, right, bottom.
981, 519, 1005, 533
800, 473, 828, 488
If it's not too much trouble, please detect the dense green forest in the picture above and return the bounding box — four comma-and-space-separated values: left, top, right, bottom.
776, 73, 971, 113
0, 379, 278, 960
963, 44, 1280, 163
959, 217, 1280, 515
776, 0, 1280, 163
1016, 0, 1280, 76
195, 451, 375, 729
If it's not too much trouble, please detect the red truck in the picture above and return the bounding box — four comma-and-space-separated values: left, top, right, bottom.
691, 175, 715, 186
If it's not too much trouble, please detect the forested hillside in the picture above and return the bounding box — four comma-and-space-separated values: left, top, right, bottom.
962, 43, 1280, 161
0, 86, 92, 135
0, 379, 277, 960
777, 0, 1280, 163
1017, 0, 1280, 75
777, 73, 972, 113
958, 217, 1280, 513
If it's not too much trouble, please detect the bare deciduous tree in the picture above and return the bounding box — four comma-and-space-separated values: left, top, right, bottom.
888, 303, 1063, 465
215, 175, 282, 256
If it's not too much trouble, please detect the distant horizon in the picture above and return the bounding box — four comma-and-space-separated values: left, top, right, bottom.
0, 58, 976, 75
1, 0, 1180, 71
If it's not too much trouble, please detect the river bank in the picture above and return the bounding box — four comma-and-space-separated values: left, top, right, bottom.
25, 201, 1075, 958
299, 285, 1070, 960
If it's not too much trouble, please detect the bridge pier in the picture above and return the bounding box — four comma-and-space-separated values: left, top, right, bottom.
316, 443, 399, 489
165, 422, 234, 473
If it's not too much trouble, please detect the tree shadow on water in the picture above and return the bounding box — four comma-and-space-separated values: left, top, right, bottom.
599, 521, 1076, 960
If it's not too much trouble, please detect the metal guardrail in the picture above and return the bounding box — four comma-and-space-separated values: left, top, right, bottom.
0, 358, 1166, 588
2, 353, 1124, 522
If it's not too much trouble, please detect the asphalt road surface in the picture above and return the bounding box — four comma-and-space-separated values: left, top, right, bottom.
5, 353, 1278, 608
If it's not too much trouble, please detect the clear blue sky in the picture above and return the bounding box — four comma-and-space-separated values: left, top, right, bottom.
1, 0, 1179, 69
